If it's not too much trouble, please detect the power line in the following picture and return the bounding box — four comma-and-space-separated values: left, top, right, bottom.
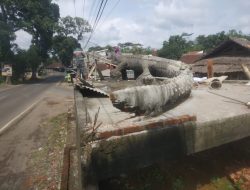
88, 0, 98, 27
84, 0, 104, 49
89, 0, 104, 39
99, 0, 120, 28
84, 0, 120, 50
93, 0, 109, 30
84, 0, 108, 49
90, 0, 103, 29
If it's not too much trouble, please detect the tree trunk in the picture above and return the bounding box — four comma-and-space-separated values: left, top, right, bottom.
0, 4, 12, 61
5, 76, 11, 84
31, 69, 37, 80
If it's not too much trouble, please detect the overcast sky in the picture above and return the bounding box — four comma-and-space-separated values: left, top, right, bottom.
16, 0, 250, 49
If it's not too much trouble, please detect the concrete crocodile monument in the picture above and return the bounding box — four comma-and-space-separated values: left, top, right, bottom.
110, 55, 193, 115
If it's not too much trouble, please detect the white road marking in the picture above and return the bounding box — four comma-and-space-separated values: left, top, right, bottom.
0, 98, 42, 135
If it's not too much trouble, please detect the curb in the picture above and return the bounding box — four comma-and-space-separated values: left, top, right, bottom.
0, 98, 42, 135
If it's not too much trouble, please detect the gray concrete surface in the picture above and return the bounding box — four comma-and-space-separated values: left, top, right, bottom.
76, 83, 250, 184
79, 83, 250, 133
160, 83, 250, 123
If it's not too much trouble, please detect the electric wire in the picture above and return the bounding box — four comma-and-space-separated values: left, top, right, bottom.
89, 0, 100, 28
85, 0, 120, 50
91, 0, 105, 31
88, 0, 97, 23
99, 0, 120, 28
85, 0, 105, 49
84, 0, 108, 49
93, 0, 108, 30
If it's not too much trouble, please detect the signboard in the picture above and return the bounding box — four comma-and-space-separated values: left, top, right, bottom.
2, 65, 12, 77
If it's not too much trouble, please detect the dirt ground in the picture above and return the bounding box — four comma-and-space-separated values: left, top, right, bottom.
99, 137, 250, 190
0, 82, 74, 190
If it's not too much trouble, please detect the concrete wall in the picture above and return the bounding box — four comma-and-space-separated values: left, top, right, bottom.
75, 89, 250, 188
193, 114, 250, 153
88, 125, 187, 181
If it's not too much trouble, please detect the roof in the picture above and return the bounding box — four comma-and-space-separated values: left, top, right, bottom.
198, 37, 250, 60
233, 37, 250, 48
180, 51, 204, 64
192, 56, 250, 73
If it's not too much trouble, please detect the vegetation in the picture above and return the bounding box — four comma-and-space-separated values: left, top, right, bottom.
0, 1, 91, 82
0, 0, 58, 80
57, 16, 91, 40
51, 16, 91, 66
1, 0, 250, 82
51, 35, 81, 66
12, 49, 28, 81
158, 30, 250, 60
26, 45, 42, 79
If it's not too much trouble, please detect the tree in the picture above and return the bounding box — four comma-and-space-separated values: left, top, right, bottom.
158, 30, 250, 60
0, 0, 19, 62
158, 35, 191, 60
227, 29, 250, 40
52, 16, 91, 66
19, 0, 60, 58
12, 49, 28, 81
0, 20, 15, 61
26, 45, 42, 79
57, 16, 91, 40
52, 36, 81, 66
195, 31, 228, 52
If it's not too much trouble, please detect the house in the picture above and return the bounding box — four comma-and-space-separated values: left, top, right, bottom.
192, 38, 250, 79
180, 51, 204, 64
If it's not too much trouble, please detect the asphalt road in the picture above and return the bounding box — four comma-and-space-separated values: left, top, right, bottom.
0, 73, 64, 129
0, 80, 73, 189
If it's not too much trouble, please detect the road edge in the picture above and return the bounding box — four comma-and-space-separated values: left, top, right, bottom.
0, 98, 42, 135
0, 84, 23, 93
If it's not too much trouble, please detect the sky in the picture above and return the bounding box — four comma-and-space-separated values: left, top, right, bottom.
15, 0, 250, 50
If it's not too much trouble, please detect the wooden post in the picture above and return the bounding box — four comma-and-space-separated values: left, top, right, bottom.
241, 64, 250, 80
207, 59, 214, 78
95, 59, 104, 80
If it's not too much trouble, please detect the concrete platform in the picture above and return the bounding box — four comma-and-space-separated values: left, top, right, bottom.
75, 82, 250, 187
